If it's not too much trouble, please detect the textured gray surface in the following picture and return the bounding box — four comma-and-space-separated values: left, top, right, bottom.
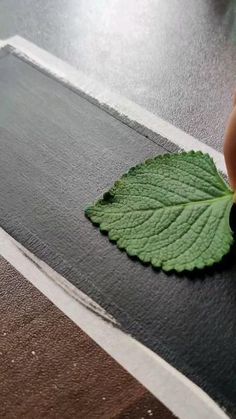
0, 53, 236, 415
0, 0, 236, 150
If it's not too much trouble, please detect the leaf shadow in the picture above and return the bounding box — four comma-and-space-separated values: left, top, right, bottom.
162, 245, 236, 281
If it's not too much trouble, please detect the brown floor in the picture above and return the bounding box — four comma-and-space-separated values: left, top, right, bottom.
0, 257, 176, 419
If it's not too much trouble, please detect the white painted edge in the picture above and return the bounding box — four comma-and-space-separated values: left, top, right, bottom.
0, 228, 229, 419
0, 35, 226, 175
0, 36, 230, 419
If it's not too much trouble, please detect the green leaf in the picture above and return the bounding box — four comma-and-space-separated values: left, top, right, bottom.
85, 152, 234, 272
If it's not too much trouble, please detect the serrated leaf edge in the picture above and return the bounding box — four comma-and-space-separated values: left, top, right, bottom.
85, 152, 235, 272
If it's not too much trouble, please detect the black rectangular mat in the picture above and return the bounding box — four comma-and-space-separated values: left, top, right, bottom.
0, 51, 236, 415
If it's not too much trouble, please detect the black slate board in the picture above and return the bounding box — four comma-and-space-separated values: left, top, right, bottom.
0, 52, 236, 415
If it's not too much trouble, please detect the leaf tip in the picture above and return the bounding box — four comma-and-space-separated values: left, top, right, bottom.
84, 206, 92, 218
